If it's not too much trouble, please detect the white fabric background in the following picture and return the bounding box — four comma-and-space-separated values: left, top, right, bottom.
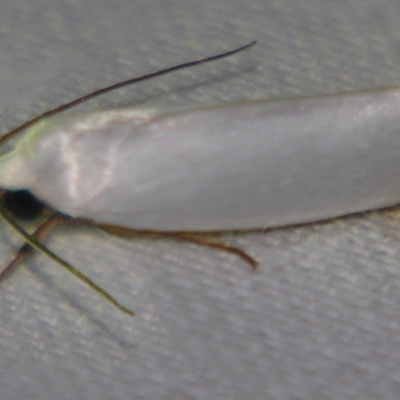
1, 1, 400, 399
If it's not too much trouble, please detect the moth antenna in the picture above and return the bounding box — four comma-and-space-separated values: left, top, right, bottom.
0, 41, 256, 147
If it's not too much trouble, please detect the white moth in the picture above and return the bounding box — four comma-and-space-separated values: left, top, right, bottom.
1, 88, 399, 232
1, 41, 399, 315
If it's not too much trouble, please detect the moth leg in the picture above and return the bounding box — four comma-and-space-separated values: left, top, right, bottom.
0, 212, 134, 315
95, 223, 258, 269
0, 213, 68, 282
168, 232, 259, 269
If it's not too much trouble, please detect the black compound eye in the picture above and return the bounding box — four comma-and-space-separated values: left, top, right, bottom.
2, 189, 46, 221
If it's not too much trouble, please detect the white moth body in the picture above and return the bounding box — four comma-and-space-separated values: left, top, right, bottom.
0, 87, 400, 231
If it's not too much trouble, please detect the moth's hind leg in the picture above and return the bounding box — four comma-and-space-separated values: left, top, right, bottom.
170, 232, 259, 269
95, 223, 259, 269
